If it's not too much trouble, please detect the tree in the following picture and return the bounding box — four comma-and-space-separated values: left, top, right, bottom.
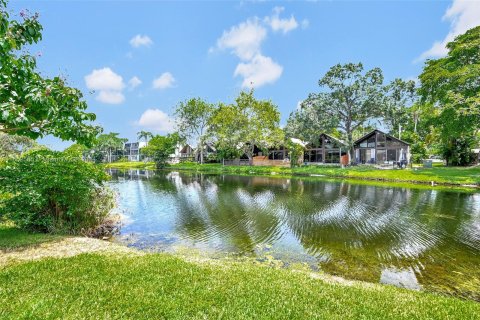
137, 130, 153, 143
382, 79, 417, 138
174, 98, 216, 164
209, 90, 283, 164
0, 132, 37, 158
286, 138, 305, 168
95, 133, 127, 163
418, 26, 480, 166
142, 133, 182, 169
0, 2, 101, 145
298, 63, 385, 161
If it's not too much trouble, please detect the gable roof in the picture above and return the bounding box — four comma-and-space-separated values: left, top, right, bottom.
354, 129, 410, 146
305, 133, 347, 147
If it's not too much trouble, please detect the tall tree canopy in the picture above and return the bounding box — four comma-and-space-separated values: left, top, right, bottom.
418, 26, 480, 165
209, 90, 283, 163
0, 1, 101, 145
175, 98, 216, 164
290, 63, 385, 159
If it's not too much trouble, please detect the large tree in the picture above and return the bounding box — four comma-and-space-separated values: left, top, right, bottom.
209, 90, 283, 164
174, 98, 216, 164
0, 1, 101, 145
382, 78, 417, 138
295, 63, 385, 160
418, 26, 480, 166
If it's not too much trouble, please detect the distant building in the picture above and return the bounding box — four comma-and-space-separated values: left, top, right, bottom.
354, 130, 410, 165
124, 141, 148, 162
169, 144, 194, 163
303, 133, 348, 165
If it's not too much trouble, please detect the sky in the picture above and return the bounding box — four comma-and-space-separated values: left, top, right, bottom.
8, 0, 480, 150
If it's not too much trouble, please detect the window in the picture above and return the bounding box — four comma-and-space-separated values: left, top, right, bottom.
376, 149, 386, 163
377, 132, 386, 148
325, 150, 340, 163
367, 136, 376, 148
387, 149, 397, 161
316, 150, 323, 162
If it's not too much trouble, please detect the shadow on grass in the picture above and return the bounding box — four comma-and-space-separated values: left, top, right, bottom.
0, 223, 63, 252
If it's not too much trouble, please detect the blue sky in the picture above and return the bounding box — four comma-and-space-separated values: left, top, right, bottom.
8, 0, 480, 150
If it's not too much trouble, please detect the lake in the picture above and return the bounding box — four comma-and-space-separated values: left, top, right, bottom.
108, 169, 480, 300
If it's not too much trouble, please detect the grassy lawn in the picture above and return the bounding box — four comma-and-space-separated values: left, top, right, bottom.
0, 222, 62, 251
106, 161, 480, 187
1, 253, 479, 319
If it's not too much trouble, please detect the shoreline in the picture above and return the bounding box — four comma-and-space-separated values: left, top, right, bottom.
105, 162, 480, 191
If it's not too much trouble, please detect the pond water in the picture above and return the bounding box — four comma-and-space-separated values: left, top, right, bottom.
108, 169, 480, 300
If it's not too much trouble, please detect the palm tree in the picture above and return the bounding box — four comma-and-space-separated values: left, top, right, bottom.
137, 131, 153, 143
96, 133, 128, 163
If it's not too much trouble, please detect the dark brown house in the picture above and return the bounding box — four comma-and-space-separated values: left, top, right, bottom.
303, 133, 348, 164
354, 130, 410, 165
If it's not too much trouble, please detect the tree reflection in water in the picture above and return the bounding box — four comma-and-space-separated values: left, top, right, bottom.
109, 169, 480, 300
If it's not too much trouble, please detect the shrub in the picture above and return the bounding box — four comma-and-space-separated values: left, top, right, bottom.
0, 150, 114, 234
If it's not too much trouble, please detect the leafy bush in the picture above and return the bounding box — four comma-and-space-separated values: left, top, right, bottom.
142, 133, 181, 169
0, 150, 114, 233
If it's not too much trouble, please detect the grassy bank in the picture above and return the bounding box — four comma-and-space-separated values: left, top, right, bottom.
106, 161, 480, 187
1, 223, 479, 319
2, 256, 480, 320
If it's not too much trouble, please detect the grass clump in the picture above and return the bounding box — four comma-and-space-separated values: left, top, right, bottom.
1, 253, 479, 319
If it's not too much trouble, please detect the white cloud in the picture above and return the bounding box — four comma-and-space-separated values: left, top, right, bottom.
136, 109, 175, 132
234, 54, 283, 88
213, 7, 306, 88
153, 72, 176, 90
130, 34, 153, 48
128, 76, 142, 89
96, 90, 125, 104
418, 0, 480, 60
216, 18, 267, 60
84, 68, 125, 104
265, 6, 299, 34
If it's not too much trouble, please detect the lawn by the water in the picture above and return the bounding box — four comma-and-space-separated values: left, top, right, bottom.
1, 223, 480, 319
106, 161, 480, 187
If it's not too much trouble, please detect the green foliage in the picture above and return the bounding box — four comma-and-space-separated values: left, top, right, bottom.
63, 143, 88, 159
286, 139, 305, 168
419, 26, 480, 166
92, 132, 127, 163
382, 78, 417, 133
175, 98, 216, 164
0, 132, 36, 158
209, 90, 284, 161
137, 130, 153, 142
293, 63, 386, 158
142, 133, 182, 168
0, 150, 114, 233
0, 2, 101, 145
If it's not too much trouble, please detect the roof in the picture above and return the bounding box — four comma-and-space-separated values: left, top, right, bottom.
305, 133, 347, 147
353, 129, 410, 146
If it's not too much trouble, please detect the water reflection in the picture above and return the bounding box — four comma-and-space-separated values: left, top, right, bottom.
108, 169, 480, 300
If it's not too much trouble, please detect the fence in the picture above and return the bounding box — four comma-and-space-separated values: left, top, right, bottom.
223, 159, 251, 166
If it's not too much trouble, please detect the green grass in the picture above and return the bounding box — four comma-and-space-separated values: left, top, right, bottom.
106, 161, 480, 187
1, 253, 479, 319
104, 161, 156, 170
0, 222, 62, 251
